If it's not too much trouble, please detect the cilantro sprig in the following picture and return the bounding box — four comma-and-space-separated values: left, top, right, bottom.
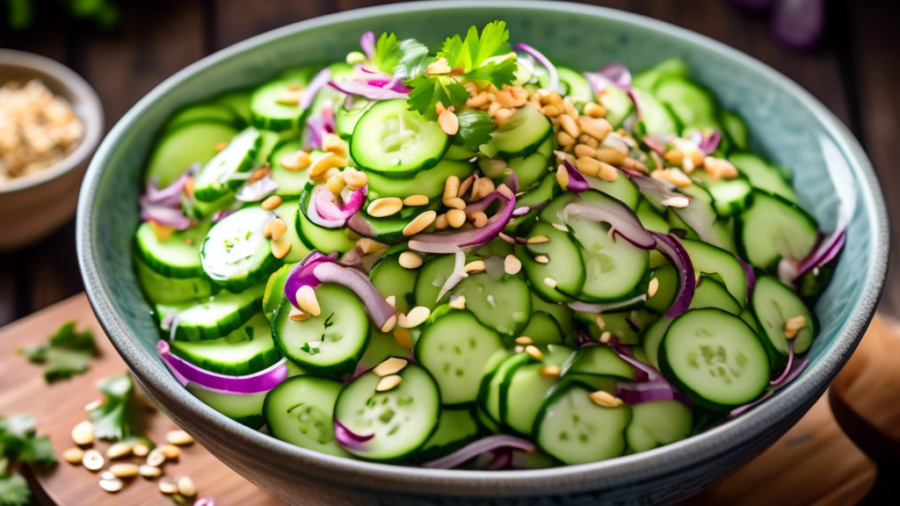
88, 373, 145, 442
19, 321, 98, 383
0, 413, 57, 506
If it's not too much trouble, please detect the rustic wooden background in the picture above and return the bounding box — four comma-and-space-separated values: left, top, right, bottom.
0, 0, 898, 503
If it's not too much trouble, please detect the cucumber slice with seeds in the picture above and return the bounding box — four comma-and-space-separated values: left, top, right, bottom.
365, 158, 474, 201
517, 222, 584, 303
736, 190, 818, 270
264, 376, 351, 457
626, 400, 693, 453
145, 122, 238, 187
418, 407, 480, 462
451, 272, 532, 338
487, 105, 552, 159
370, 253, 418, 315
172, 285, 265, 342
194, 127, 262, 202
414, 254, 458, 310
752, 275, 816, 366
200, 206, 281, 291
169, 313, 280, 376
135, 220, 212, 278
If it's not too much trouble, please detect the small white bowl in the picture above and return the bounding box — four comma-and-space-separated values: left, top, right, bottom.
0, 49, 104, 251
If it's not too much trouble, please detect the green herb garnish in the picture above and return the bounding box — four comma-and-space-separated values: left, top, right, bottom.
454, 110, 495, 151
87, 374, 144, 442
19, 321, 97, 383
0, 413, 57, 506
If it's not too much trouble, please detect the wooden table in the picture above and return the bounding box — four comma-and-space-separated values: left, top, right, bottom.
1, 0, 898, 503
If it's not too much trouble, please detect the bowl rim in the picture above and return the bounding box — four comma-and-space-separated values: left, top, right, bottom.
76, 0, 890, 498
0, 48, 105, 194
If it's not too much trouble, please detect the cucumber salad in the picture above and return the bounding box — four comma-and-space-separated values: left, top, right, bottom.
137, 22, 845, 468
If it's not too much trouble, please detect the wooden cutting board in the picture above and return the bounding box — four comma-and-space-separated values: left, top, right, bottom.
0, 294, 878, 505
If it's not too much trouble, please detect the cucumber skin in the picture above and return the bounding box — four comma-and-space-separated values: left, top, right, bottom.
734, 190, 819, 270
194, 128, 263, 202
271, 297, 371, 378
415, 408, 480, 463
200, 234, 282, 293
172, 290, 263, 342
658, 309, 766, 412
135, 256, 217, 306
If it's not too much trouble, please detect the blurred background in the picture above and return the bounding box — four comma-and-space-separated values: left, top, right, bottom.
0, 0, 897, 329
0, 1, 898, 504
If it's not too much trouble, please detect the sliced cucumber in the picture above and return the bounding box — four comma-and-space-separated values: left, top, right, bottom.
369, 253, 419, 315
296, 183, 357, 254
646, 265, 678, 314
169, 313, 280, 375
268, 141, 310, 196
531, 292, 575, 339
414, 254, 458, 310
194, 127, 262, 202
632, 58, 689, 91
452, 272, 532, 338
681, 239, 748, 307
488, 105, 552, 159
250, 69, 318, 132
689, 276, 742, 315
445, 144, 476, 161
660, 309, 769, 411
521, 311, 565, 346
350, 99, 449, 177
263, 376, 351, 457
417, 407, 480, 462
188, 385, 268, 429
585, 173, 639, 210
145, 122, 238, 187
164, 103, 239, 132
693, 172, 752, 218
643, 316, 672, 370
213, 89, 253, 125
561, 345, 635, 380
200, 206, 281, 291
636, 198, 670, 234
135, 257, 215, 305
172, 285, 265, 342
537, 66, 594, 101
272, 284, 370, 376
134, 220, 211, 278
480, 352, 530, 424
263, 263, 294, 320
737, 190, 818, 270
357, 330, 411, 372
653, 77, 719, 131
516, 222, 584, 303
502, 360, 558, 436
271, 198, 310, 263
626, 400, 693, 453
365, 158, 474, 201
632, 88, 678, 137
752, 275, 816, 366
507, 138, 553, 190
415, 309, 505, 405
335, 97, 371, 140
721, 111, 749, 151
599, 85, 634, 128
533, 381, 631, 465
729, 153, 798, 203
334, 363, 441, 462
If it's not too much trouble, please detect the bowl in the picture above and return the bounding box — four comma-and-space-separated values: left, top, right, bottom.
76, 2, 889, 504
0, 49, 104, 251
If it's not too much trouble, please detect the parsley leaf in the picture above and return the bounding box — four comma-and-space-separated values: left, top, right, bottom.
19, 436, 55, 466
0, 475, 30, 506
19, 321, 97, 383
88, 374, 143, 442
406, 75, 469, 118
439, 21, 511, 71
372, 32, 401, 74
370, 32, 430, 80
454, 110, 495, 151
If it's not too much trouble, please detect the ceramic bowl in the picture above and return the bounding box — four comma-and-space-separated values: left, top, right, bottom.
76, 2, 889, 504
0, 49, 104, 251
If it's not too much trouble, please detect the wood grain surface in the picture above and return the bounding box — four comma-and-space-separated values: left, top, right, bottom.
0, 293, 879, 505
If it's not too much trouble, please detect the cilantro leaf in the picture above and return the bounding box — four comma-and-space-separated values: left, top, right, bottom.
406, 75, 469, 118
0, 474, 30, 506
372, 32, 401, 74
19, 436, 55, 466
0, 416, 35, 442
395, 38, 431, 80
88, 374, 143, 441
18, 321, 97, 383
454, 110, 495, 151
463, 58, 517, 88
438, 21, 511, 72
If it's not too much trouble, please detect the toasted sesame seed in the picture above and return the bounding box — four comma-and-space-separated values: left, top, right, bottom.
515, 337, 533, 345
376, 375, 403, 393
295, 286, 320, 317
464, 260, 486, 274
380, 314, 398, 333
403, 194, 429, 207
535, 255, 550, 264
367, 198, 404, 218
541, 365, 561, 377
399, 251, 423, 269
525, 345, 544, 360
544, 277, 558, 289
595, 315, 606, 330
527, 235, 550, 244
403, 211, 437, 236
589, 390, 623, 408
398, 306, 431, 328
599, 331, 613, 344
261, 195, 282, 211
648, 277, 660, 298
374, 358, 409, 377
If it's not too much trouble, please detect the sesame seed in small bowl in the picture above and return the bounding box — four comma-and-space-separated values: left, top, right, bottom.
0, 49, 103, 251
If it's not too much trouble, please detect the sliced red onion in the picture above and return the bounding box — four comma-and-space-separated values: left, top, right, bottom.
598, 63, 632, 90
485, 451, 512, 471
436, 251, 467, 302
795, 230, 845, 280
772, 0, 825, 51
616, 379, 691, 406
210, 209, 235, 223
608, 343, 658, 382
301, 67, 332, 109
409, 192, 515, 253
421, 435, 536, 470
770, 342, 795, 386
329, 80, 408, 101
737, 256, 756, 301
235, 174, 279, 202
651, 232, 696, 318
576, 330, 595, 347
140, 204, 194, 230
562, 160, 589, 193
313, 261, 397, 329
283, 257, 327, 302
568, 294, 647, 314
306, 185, 346, 229
518, 43, 558, 92
559, 199, 656, 249
642, 133, 675, 156
339, 246, 364, 268
160, 313, 176, 332
502, 170, 520, 194
158, 340, 287, 394
624, 171, 691, 209
778, 258, 799, 288
730, 358, 810, 416
512, 206, 531, 217
141, 171, 192, 209
299, 250, 333, 268
305, 107, 335, 151
360, 31, 376, 60
366, 78, 412, 94
313, 184, 366, 225
689, 130, 722, 155
334, 419, 374, 449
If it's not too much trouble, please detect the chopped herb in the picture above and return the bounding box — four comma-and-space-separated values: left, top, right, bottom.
19, 321, 97, 382
454, 110, 495, 151
0, 413, 57, 506
0, 475, 29, 506
87, 373, 144, 442
300, 342, 321, 356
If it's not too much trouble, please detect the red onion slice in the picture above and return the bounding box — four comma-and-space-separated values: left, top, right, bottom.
485, 451, 512, 470
312, 262, 397, 329
360, 31, 376, 60
518, 43, 558, 92
689, 130, 722, 155
730, 358, 810, 417
328, 80, 409, 101
770, 342, 795, 386
235, 174, 279, 202
140, 205, 194, 230
210, 209, 235, 223
305, 106, 335, 151
306, 185, 347, 229
301, 67, 332, 109
141, 169, 194, 209
651, 232, 696, 318
409, 192, 515, 253
502, 170, 520, 194
568, 294, 647, 314
283, 257, 327, 302
616, 379, 691, 406
158, 340, 288, 394
366, 77, 412, 94
559, 199, 656, 249
561, 160, 589, 193
421, 435, 536, 469
737, 256, 756, 302
436, 251, 468, 302
334, 420, 374, 450
313, 184, 366, 224
795, 230, 845, 280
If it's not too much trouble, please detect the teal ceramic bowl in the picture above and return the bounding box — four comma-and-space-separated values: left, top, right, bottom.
76, 2, 889, 504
